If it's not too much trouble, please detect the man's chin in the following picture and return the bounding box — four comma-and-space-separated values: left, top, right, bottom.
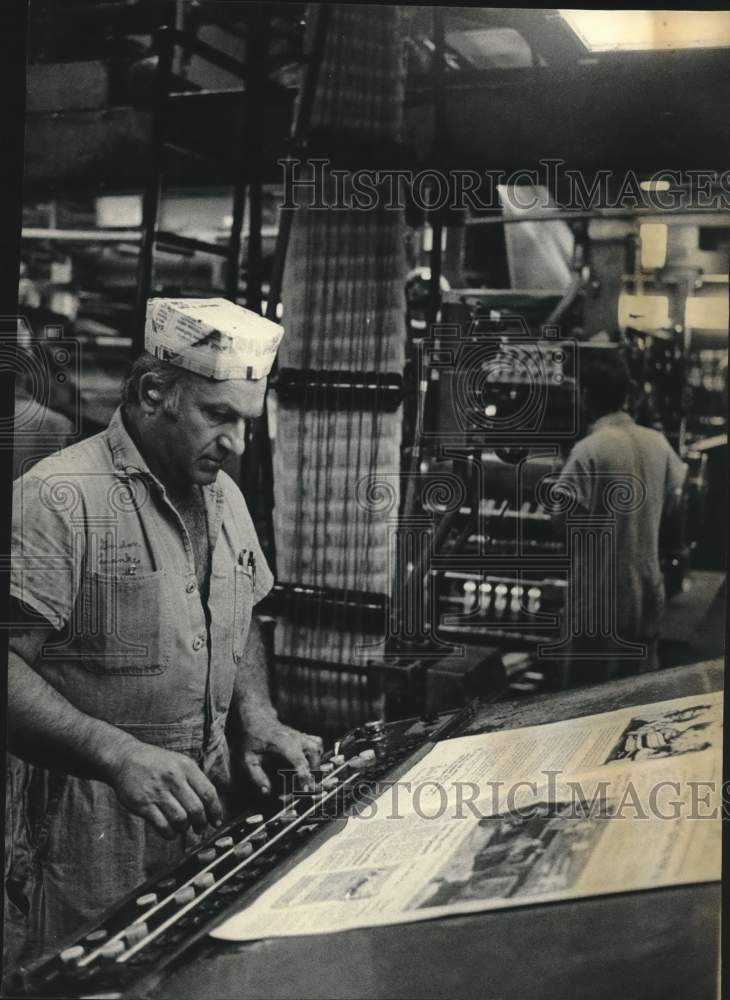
196, 460, 223, 483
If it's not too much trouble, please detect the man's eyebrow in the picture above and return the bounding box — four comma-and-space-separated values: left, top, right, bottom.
204, 401, 245, 419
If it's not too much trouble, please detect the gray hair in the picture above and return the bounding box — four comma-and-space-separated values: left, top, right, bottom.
121, 352, 191, 413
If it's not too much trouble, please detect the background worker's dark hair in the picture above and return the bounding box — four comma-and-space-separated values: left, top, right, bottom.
579, 348, 632, 415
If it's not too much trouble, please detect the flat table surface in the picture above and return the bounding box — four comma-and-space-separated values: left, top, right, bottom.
155, 660, 724, 1000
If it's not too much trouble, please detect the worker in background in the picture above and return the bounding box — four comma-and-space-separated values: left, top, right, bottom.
5, 298, 322, 969
550, 349, 687, 686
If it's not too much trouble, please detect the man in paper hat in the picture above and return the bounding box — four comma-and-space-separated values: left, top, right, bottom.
6, 299, 322, 969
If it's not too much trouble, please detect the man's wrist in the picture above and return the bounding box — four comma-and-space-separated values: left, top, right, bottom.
233, 696, 278, 730
81, 720, 138, 785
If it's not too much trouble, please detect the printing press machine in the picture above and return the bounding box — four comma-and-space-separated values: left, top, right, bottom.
11, 659, 722, 1000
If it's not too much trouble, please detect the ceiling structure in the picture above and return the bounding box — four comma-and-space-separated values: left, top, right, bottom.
22, 4, 730, 193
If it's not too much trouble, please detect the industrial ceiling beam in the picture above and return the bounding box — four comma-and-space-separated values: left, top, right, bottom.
406, 51, 730, 172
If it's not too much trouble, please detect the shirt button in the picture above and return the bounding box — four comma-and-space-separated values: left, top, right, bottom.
192, 635, 205, 651
186, 581, 196, 594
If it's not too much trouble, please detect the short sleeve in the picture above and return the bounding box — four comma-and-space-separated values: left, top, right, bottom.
246, 514, 274, 606
10, 472, 85, 628
665, 443, 688, 503
555, 442, 593, 512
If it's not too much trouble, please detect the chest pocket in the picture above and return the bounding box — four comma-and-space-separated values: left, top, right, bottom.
72, 569, 172, 674
232, 565, 254, 663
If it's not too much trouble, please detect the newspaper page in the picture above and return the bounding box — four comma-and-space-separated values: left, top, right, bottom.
394, 690, 724, 816
212, 692, 723, 941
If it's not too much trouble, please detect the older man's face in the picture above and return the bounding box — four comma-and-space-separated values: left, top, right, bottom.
159, 374, 267, 487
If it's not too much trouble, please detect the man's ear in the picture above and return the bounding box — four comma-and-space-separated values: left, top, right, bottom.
138, 372, 164, 412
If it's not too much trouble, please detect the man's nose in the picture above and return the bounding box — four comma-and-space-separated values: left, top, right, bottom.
218, 419, 246, 456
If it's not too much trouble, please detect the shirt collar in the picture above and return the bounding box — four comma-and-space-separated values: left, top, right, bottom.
589, 411, 634, 433
106, 406, 224, 500
107, 406, 159, 481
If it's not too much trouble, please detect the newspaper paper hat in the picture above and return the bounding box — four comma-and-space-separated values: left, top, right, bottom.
145, 297, 284, 381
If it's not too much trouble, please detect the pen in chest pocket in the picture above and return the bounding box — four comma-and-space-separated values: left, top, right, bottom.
237, 548, 256, 590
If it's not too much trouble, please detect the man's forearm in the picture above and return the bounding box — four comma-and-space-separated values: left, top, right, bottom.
8, 650, 138, 781
228, 617, 321, 794
230, 617, 277, 728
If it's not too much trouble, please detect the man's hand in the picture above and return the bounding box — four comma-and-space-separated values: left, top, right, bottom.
237, 716, 323, 796
107, 740, 223, 840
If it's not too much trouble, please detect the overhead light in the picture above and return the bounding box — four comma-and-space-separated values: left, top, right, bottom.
559, 10, 730, 52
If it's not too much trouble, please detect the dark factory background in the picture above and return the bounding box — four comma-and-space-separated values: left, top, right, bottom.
15, 1, 728, 744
